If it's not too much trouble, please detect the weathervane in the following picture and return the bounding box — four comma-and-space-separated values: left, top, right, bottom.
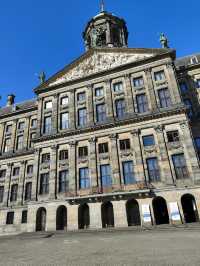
100, 0, 105, 12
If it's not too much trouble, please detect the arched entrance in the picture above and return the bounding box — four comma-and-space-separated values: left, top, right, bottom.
101, 201, 114, 228
181, 194, 199, 223
56, 205, 67, 230
36, 207, 46, 231
152, 197, 169, 225
78, 204, 90, 229
126, 199, 141, 226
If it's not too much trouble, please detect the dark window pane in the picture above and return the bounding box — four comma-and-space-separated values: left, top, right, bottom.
115, 99, 126, 118
59, 170, 69, 193
79, 168, 90, 189
172, 154, 188, 179
147, 158, 160, 182
167, 131, 179, 142
120, 139, 131, 150
10, 184, 18, 202
99, 143, 109, 154
21, 210, 28, 224
158, 88, 172, 108
78, 146, 88, 157
78, 108, 87, 126
25, 182, 32, 201
40, 173, 49, 194
143, 135, 155, 146
136, 94, 148, 113
6, 212, 14, 224
96, 104, 106, 122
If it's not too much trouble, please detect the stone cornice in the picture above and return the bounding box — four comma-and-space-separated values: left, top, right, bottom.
0, 149, 35, 161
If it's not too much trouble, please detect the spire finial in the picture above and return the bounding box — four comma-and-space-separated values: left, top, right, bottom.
100, 0, 105, 12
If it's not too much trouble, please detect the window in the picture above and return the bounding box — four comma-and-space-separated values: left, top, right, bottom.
25, 182, 32, 201
184, 99, 193, 118
41, 153, 50, 163
143, 135, 155, 146
113, 82, 123, 92
30, 133, 36, 148
0, 170, 6, 179
133, 77, 144, 87
95, 87, 104, 97
146, 158, 160, 182
123, 161, 135, 185
44, 116, 52, 134
16, 135, 24, 150
120, 139, 131, 150
45, 101, 52, 109
136, 94, 148, 113
158, 88, 172, 108
31, 133, 36, 140
21, 210, 28, 224
78, 146, 88, 158
0, 186, 4, 202
6, 124, 12, 133
31, 119, 37, 127
13, 167, 20, 176
100, 164, 112, 187
79, 167, 90, 189
59, 170, 69, 193
18, 122, 25, 130
167, 131, 179, 142
60, 112, 69, 130
172, 154, 188, 179
78, 108, 87, 127
6, 212, 14, 225
154, 70, 165, 81
77, 92, 86, 102
179, 82, 188, 93
191, 56, 198, 64
59, 150, 68, 160
115, 99, 126, 118
40, 173, 49, 194
196, 79, 200, 88
195, 137, 200, 150
96, 104, 106, 122
4, 138, 11, 153
61, 96, 69, 105
27, 165, 33, 175
10, 184, 18, 202
99, 143, 109, 154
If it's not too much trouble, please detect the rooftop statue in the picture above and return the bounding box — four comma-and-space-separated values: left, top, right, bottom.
38, 71, 46, 84
160, 33, 169, 48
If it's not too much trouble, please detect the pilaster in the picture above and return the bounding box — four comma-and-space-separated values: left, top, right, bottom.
105, 79, 114, 122
49, 145, 57, 200
52, 94, 58, 134
3, 163, 12, 207
68, 141, 77, 196
124, 74, 135, 114
89, 137, 98, 193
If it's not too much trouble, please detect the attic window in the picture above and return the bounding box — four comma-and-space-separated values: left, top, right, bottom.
190, 56, 198, 65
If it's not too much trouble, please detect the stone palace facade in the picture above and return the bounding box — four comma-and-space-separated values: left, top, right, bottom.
0, 9, 200, 234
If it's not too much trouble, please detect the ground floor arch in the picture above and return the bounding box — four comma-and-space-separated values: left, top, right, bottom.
56, 205, 67, 230
181, 194, 199, 223
36, 207, 46, 232
78, 203, 90, 229
152, 197, 169, 225
101, 201, 114, 228
126, 199, 141, 226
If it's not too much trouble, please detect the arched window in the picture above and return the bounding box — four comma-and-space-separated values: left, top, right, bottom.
152, 197, 169, 225
56, 206, 67, 230
36, 207, 46, 231
181, 194, 199, 223
101, 202, 114, 228
78, 204, 90, 229
126, 199, 141, 226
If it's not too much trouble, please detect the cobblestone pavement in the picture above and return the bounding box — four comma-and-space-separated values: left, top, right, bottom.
0, 227, 200, 266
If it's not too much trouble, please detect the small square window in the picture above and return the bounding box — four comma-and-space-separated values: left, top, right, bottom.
99, 143, 109, 154
0, 170, 6, 178
154, 71, 165, 81
120, 139, 131, 150
113, 82, 123, 92
167, 131, 179, 142
61, 96, 69, 105
95, 87, 104, 97
77, 92, 86, 102
31, 119, 37, 127
78, 146, 88, 157
133, 77, 144, 87
6, 124, 12, 133
59, 150, 68, 160
41, 153, 50, 163
13, 167, 20, 176
45, 101, 52, 109
143, 135, 155, 146
27, 165, 33, 175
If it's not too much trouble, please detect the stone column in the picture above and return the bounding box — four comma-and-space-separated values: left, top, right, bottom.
49, 145, 57, 200
105, 79, 114, 123
88, 202, 102, 229
87, 85, 94, 127
131, 129, 146, 184
36, 98, 43, 137
67, 204, 78, 231
52, 94, 58, 134
145, 68, 157, 111
106, 21, 112, 46
89, 137, 98, 193
69, 91, 75, 129
3, 163, 12, 207
18, 160, 26, 206
68, 141, 77, 196
154, 125, 174, 185
109, 134, 121, 190
124, 74, 135, 114
112, 200, 128, 227
32, 148, 40, 201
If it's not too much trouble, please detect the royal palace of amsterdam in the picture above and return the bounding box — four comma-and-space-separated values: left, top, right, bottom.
0, 6, 200, 234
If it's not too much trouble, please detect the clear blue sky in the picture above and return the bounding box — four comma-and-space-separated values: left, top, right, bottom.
0, 0, 199, 105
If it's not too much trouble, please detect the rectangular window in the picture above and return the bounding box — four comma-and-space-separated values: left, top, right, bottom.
113, 82, 123, 92
100, 164, 112, 187
0, 170, 6, 179
41, 153, 50, 163
167, 131, 179, 142
172, 154, 188, 179
6, 124, 12, 133
136, 94, 148, 113
60, 112, 69, 130
18, 122, 25, 130
196, 79, 200, 88
77, 92, 86, 102
195, 137, 200, 150
115, 99, 126, 118
44, 116, 52, 134
158, 88, 172, 108
78, 146, 88, 158
120, 139, 131, 150
13, 167, 20, 176
4, 138, 11, 153
6, 212, 14, 225
123, 161, 135, 185
10, 184, 18, 202
16, 135, 24, 150
95, 87, 104, 97
31, 119, 37, 128
78, 108, 87, 127
147, 158, 160, 182
180, 82, 188, 93
25, 182, 32, 201
0, 186, 4, 202
133, 77, 144, 87
40, 173, 49, 194
143, 135, 155, 146
96, 104, 106, 122
184, 99, 193, 118
27, 165, 33, 175
99, 143, 109, 154
154, 70, 165, 81
21, 210, 28, 224
59, 170, 69, 193
30, 133, 36, 148
59, 150, 68, 160
79, 168, 90, 189
44, 101, 52, 109
61, 96, 69, 105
